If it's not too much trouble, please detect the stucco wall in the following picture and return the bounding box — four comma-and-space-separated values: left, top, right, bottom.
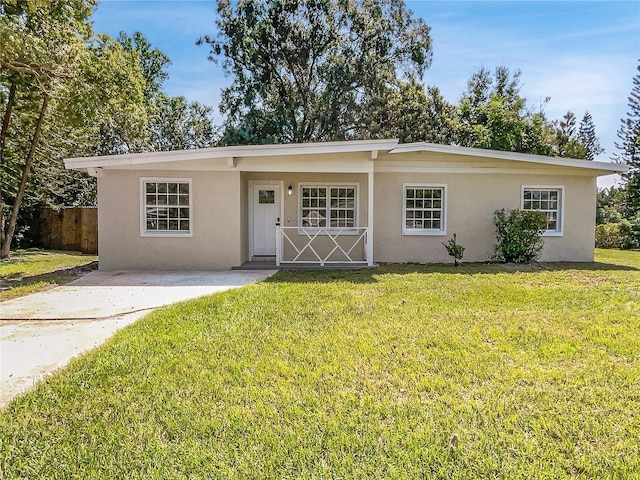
97, 170, 242, 271
97, 165, 598, 270
373, 172, 597, 263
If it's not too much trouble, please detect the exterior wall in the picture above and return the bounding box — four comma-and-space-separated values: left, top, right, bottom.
96, 156, 600, 270
373, 172, 597, 263
97, 169, 242, 271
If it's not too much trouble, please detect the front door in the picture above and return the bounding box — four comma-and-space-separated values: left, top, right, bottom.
252, 184, 281, 256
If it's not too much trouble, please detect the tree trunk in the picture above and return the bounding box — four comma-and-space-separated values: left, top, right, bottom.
0, 82, 17, 160
0, 92, 49, 258
0, 83, 18, 251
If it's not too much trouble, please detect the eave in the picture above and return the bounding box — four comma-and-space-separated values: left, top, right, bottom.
388, 142, 629, 175
64, 139, 399, 170
64, 139, 630, 178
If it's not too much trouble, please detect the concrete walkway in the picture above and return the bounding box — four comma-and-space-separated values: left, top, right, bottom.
0, 269, 276, 408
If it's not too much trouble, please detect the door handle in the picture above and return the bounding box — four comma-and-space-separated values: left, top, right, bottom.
276, 217, 281, 226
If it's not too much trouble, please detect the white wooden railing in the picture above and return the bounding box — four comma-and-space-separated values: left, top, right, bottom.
276, 226, 368, 266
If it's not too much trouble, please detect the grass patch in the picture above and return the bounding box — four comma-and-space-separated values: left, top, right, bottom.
1, 250, 639, 478
0, 249, 98, 300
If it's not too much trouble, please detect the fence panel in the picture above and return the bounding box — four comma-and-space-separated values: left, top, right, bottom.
39, 207, 98, 254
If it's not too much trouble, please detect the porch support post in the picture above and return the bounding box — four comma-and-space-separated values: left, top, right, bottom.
366, 167, 374, 266
275, 225, 281, 266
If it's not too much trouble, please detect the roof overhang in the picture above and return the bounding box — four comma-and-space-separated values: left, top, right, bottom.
388, 142, 629, 175
64, 139, 630, 177
64, 139, 399, 171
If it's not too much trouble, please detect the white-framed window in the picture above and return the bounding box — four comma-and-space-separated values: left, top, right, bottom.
140, 177, 193, 237
403, 184, 447, 235
299, 184, 358, 230
521, 185, 564, 236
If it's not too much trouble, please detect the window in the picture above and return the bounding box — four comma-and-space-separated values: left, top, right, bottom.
258, 189, 275, 204
300, 185, 357, 229
141, 178, 192, 236
522, 186, 563, 235
403, 184, 446, 235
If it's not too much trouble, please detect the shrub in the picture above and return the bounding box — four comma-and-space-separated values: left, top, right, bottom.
619, 216, 640, 249
493, 208, 547, 263
595, 215, 640, 250
442, 233, 465, 266
595, 223, 624, 249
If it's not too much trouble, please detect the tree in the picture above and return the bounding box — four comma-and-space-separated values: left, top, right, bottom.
0, 0, 146, 257
117, 31, 170, 102
612, 62, 640, 216
387, 83, 457, 144
149, 94, 216, 151
551, 110, 604, 160
554, 111, 586, 158
578, 111, 603, 161
367, 81, 456, 144
453, 66, 606, 160
92, 31, 172, 156
422, 86, 458, 144
199, 0, 433, 145
596, 185, 627, 224
455, 66, 555, 154
102, 31, 216, 153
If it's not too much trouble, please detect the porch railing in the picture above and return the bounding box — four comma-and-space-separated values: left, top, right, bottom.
276, 226, 368, 266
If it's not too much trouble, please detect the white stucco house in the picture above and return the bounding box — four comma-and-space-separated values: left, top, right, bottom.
64, 139, 628, 270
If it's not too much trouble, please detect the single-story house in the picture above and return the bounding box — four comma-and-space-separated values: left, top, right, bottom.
64, 139, 628, 270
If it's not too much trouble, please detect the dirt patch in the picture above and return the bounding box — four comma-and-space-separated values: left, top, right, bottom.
0, 261, 98, 294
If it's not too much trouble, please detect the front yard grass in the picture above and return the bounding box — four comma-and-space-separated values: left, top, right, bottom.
1, 249, 639, 478
0, 249, 98, 300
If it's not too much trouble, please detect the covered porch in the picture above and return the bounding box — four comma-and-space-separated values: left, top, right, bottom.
243, 166, 376, 268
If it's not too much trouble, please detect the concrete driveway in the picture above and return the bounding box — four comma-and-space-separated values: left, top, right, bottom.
0, 269, 276, 408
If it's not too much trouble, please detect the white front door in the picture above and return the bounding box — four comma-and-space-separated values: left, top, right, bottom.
252, 184, 281, 256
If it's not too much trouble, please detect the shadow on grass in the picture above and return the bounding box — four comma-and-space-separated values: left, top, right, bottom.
266, 260, 639, 284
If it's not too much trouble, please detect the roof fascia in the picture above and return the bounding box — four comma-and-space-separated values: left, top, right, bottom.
64, 139, 399, 170
388, 142, 629, 174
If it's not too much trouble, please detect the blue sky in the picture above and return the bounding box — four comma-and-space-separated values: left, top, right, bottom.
91, 1, 640, 185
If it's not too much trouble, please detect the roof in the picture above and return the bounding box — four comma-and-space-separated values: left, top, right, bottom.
64, 139, 629, 175
64, 139, 399, 169
390, 142, 628, 174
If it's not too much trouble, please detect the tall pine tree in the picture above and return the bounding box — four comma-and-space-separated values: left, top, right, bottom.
578, 111, 603, 161
612, 63, 640, 216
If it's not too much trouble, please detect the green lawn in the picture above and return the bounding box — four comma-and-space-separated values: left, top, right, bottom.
1, 249, 639, 478
0, 249, 98, 300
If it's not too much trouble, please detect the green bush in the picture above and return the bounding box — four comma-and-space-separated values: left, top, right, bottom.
442, 233, 465, 266
493, 208, 547, 263
595, 223, 624, 249
595, 215, 640, 250
619, 216, 640, 249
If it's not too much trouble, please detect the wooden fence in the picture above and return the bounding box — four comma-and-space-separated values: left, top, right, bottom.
39, 207, 98, 254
